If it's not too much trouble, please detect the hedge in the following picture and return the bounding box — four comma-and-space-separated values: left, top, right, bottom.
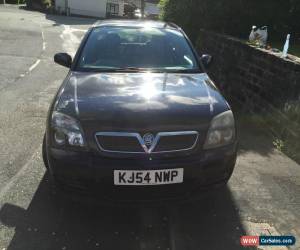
159, 0, 300, 43
26, 0, 52, 9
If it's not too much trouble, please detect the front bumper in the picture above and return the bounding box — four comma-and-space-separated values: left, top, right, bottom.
47, 143, 237, 200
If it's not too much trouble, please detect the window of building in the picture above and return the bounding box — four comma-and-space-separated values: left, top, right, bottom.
106, 3, 119, 16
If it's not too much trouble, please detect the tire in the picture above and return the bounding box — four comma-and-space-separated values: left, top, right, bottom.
42, 134, 64, 195
42, 133, 49, 169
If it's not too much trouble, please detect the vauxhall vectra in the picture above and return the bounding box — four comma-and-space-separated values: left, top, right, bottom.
43, 20, 237, 199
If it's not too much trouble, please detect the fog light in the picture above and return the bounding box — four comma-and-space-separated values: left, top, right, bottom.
67, 132, 84, 146
54, 130, 65, 145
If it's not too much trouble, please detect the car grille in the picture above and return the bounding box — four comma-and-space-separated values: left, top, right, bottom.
96, 134, 144, 153
95, 131, 199, 154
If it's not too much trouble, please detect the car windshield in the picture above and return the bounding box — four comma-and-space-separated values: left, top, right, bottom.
76, 26, 201, 72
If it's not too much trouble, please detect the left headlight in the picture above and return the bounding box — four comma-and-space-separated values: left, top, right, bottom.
203, 110, 235, 149
51, 111, 85, 147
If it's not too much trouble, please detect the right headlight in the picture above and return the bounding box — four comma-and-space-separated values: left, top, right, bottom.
51, 111, 86, 147
203, 110, 235, 149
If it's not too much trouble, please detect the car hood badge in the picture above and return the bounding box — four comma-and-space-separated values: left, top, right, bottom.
143, 133, 154, 147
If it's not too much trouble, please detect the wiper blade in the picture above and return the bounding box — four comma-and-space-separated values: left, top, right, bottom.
78, 67, 201, 73
77, 67, 147, 72
111, 67, 146, 72
165, 68, 201, 73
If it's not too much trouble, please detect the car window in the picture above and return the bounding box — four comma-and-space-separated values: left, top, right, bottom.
76, 26, 200, 72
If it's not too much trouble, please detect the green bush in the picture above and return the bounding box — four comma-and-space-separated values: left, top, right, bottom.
26, 0, 52, 9
159, 0, 300, 42
41, 0, 51, 8
5, 0, 26, 4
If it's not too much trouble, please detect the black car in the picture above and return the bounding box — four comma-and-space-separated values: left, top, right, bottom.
43, 20, 237, 199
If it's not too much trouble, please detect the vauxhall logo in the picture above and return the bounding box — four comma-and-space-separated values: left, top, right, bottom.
143, 133, 155, 147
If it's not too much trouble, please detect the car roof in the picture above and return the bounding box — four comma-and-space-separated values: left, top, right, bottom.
93, 19, 180, 30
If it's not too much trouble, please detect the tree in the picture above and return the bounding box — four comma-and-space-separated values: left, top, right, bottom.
159, 0, 300, 42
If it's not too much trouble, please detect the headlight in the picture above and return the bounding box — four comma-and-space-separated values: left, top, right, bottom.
204, 110, 235, 149
51, 112, 85, 147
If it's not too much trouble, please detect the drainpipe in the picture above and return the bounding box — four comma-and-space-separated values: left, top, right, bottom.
141, 0, 145, 18
65, 0, 70, 16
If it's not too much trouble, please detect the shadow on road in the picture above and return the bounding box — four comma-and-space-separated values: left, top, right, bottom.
0, 174, 248, 250
236, 117, 275, 157
18, 6, 97, 26
45, 14, 98, 27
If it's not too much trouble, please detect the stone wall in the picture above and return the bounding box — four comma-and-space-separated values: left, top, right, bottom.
197, 30, 300, 161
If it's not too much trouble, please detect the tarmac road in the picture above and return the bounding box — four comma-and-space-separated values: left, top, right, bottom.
0, 5, 299, 250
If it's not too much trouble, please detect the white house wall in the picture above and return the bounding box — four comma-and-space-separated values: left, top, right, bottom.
55, 0, 66, 13
69, 0, 107, 18
55, 0, 125, 18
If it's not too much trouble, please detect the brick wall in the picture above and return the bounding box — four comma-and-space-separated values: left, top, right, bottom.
197, 30, 300, 161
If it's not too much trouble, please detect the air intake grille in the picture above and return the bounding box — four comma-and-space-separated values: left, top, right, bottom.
95, 131, 199, 154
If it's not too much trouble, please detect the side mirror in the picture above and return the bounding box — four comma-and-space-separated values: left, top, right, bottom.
200, 54, 213, 68
54, 53, 72, 68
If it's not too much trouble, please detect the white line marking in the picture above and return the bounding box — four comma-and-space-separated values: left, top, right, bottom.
60, 25, 80, 57
29, 59, 41, 72
0, 148, 40, 200
71, 28, 87, 32
60, 25, 91, 56
41, 28, 46, 51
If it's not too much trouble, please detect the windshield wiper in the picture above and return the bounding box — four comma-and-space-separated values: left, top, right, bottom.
77, 67, 146, 73
78, 67, 201, 73
162, 68, 202, 73
109, 67, 146, 72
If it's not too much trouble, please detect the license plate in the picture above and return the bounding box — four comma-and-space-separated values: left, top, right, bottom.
114, 169, 184, 186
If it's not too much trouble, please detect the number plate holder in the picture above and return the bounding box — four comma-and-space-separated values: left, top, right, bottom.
114, 169, 184, 186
